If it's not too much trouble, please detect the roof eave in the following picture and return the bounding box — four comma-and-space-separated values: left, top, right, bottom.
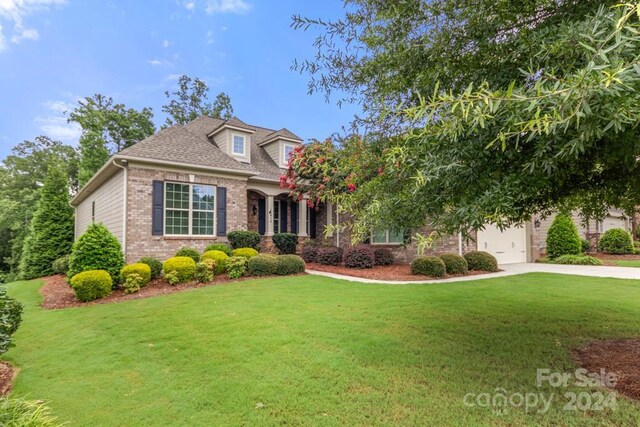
258, 136, 303, 146
208, 124, 257, 137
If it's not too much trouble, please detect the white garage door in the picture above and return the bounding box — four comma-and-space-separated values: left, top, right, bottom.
477, 225, 527, 264
601, 216, 628, 233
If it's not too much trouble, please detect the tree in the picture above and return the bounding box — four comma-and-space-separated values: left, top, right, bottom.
288, 2, 640, 240
18, 163, 74, 279
162, 75, 233, 127
69, 94, 155, 186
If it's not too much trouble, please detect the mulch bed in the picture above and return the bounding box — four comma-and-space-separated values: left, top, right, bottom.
305, 263, 492, 281
592, 253, 640, 261
40, 273, 303, 310
574, 339, 640, 401
0, 361, 15, 396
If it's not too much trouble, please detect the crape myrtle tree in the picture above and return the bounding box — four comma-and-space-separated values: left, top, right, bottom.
286, 1, 640, 241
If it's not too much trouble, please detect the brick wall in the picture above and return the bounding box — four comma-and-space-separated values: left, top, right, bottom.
125, 166, 248, 263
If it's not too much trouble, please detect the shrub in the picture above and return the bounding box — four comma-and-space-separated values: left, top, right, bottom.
0, 397, 62, 427
411, 256, 446, 277
634, 248, 640, 255
195, 259, 215, 283
300, 245, 319, 263
316, 246, 343, 266
227, 230, 261, 250
138, 257, 163, 280
0, 287, 23, 356
552, 255, 603, 265
227, 256, 248, 279
52, 255, 70, 275
581, 239, 590, 254
373, 248, 394, 266
598, 228, 633, 254
464, 251, 499, 272
247, 254, 279, 276
439, 253, 468, 275
205, 243, 233, 256
162, 257, 196, 283
201, 250, 229, 274
120, 263, 151, 285
343, 245, 375, 269
68, 223, 124, 285
232, 247, 259, 260
272, 233, 298, 254
70, 270, 113, 302
164, 271, 179, 286
275, 255, 306, 275
123, 273, 144, 294
176, 247, 200, 263
546, 213, 581, 259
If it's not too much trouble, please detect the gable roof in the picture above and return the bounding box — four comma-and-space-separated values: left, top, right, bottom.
208, 116, 256, 136
259, 128, 303, 146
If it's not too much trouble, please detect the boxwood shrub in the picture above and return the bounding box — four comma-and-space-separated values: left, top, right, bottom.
227, 231, 261, 250
162, 256, 197, 283
343, 245, 375, 269
247, 254, 279, 276
464, 251, 499, 272
439, 253, 468, 275
205, 243, 233, 256
546, 213, 581, 259
275, 255, 306, 275
201, 250, 229, 274
373, 248, 394, 266
138, 257, 163, 280
232, 247, 259, 260
552, 255, 603, 265
316, 246, 343, 266
52, 255, 70, 275
598, 228, 633, 254
68, 223, 124, 285
120, 263, 151, 286
411, 256, 446, 277
70, 270, 113, 302
272, 233, 298, 254
176, 247, 200, 263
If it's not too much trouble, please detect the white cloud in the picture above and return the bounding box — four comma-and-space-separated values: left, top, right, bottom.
0, 24, 6, 51
147, 59, 169, 66
11, 26, 37, 43
183, 1, 195, 11
35, 99, 81, 143
0, 0, 66, 51
205, 30, 213, 44
205, 0, 251, 15
162, 39, 170, 48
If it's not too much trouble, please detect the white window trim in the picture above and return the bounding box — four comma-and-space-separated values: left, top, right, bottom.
282, 143, 296, 167
232, 134, 246, 157
164, 182, 217, 237
371, 229, 404, 245
273, 200, 281, 234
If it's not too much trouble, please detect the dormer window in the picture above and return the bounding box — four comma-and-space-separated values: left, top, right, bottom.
282, 143, 296, 167
232, 134, 246, 156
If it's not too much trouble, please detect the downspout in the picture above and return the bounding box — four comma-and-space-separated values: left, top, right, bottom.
113, 159, 128, 259
458, 232, 463, 255
336, 205, 340, 246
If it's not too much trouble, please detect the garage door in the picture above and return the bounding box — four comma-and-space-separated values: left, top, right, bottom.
476, 225, 527, 264
601, 216, 628, 233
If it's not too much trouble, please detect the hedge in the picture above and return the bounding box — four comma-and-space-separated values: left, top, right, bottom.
439, 253, 468, 275
247, 254, 279, 276
411, 256, 446, 277
272, 233, 298, 254
343, 246, 375, 269
70, 270, 113, 302
316, 246, 343, 266
373, 248, 394, 266
274, 255, 306, 275
138, 257, 163, 280
464, 251, 499, 272
162, 257, 197, 283
205, 243, 233, 256
227, 231, 261, 250
552, 255, 603, 265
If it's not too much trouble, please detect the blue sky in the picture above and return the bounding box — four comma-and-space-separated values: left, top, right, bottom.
0, 0, 357, 158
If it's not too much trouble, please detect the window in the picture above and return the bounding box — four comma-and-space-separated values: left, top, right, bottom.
371, 229, 405, 245
232, 135, 246, 156
273, 200, 280, 233
283, 144, 295, 167
165, 182, 216, 236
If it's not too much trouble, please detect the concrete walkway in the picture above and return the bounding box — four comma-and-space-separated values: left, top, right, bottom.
306, 263, 640, 284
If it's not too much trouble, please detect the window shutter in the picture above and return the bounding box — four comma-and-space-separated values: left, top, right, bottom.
280, 200, 288, 233
152, 180, 164, 236
309, 208, 317, 239
258, 198, 266, 235
217, 187, 227, 236
291, 202, 298, 234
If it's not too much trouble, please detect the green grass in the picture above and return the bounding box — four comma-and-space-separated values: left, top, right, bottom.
612, 259, 640, 268
3, 273, 640, 425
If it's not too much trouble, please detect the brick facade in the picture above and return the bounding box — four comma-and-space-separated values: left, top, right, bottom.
125, 166, 248, 263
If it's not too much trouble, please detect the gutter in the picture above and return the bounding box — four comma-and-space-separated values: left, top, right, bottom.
112, 159, 128, 257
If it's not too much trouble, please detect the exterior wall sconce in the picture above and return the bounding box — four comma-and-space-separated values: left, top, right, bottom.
534, 219, 541, 228
252, 205, 258, 216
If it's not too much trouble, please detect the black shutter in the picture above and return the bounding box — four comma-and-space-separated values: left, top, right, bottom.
310, 208, 317, 239
280, 200, 288, 233
258, 198, 266, 235
291, 202, 298, 234
152, 180, 164, 236
217, 187, 227, 236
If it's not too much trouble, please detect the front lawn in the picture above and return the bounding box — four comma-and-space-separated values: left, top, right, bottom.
612, 260, 640, 268
3, 273, 640, 425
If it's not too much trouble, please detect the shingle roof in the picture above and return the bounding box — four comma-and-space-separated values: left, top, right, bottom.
209, 116, 256, 135
259, 128, 303, 146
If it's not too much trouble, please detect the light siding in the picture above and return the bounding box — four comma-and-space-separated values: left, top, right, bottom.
263, 141, 280, 166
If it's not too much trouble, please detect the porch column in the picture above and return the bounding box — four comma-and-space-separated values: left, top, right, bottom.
266, 195, 275, 236
298, 199, 308, 237
326, 201, 333, 237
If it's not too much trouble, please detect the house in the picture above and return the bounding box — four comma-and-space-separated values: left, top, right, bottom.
73, 115, 633, 266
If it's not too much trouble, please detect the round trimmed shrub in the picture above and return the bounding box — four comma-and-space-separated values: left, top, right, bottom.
316, 246, 343, 266
275, 255, 306, 275
439, 253, 468, 275
162, 256, 197, 283
176, 247, 200, 263
343, 245, 375, 269
121, 263, 151, 286
464, 251, 499, 272
546, 213, 581, 259
373, 248, 394, 266
301, 245, 319, 263
272, 233, 298, 254
52, 255, 70, 275
68, 223, 124, 285
247, 254, 279, 276
553, 255, 603, 265
138, 257, 163, 280
232, 247, 259, 260
227, 230, 262, 250
70, 270, 112, 302
598, 228, 633, 254
205, 243, 233, 256
411, 256, 446, 277
201, 250, 229, 274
